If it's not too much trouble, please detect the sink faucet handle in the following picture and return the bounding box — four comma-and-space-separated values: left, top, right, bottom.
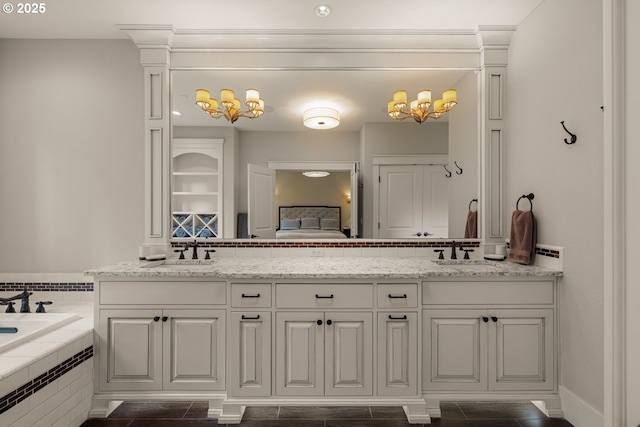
35, 301, 52, 313
1, 301, 16, 313
462, 248, 475, 260
204, 249, 216, 260
174, 248, 187, 260
433, 249, 445, 260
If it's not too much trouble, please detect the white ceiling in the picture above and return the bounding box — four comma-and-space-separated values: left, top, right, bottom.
1, 0, 544, 132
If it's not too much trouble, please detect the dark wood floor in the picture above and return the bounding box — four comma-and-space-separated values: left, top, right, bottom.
79, 401, 575, 427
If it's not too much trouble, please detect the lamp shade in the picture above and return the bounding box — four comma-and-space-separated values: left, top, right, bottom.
303, 107, 340, 129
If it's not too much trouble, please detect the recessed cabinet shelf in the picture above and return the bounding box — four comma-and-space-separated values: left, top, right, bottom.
172, 139, 223, 239
172, 213, 219, 238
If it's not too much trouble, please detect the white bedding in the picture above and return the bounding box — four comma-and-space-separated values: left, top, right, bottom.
276, 229, 347, 239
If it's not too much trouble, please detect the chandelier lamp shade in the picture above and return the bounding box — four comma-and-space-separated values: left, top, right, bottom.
387, 89, 457, 123
195, 88, 264, 123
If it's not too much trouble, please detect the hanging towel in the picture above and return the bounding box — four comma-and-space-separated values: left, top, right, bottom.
464, 210, 478, 238
508, 210, 537, 264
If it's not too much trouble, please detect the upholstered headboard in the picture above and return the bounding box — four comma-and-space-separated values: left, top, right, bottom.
278, 206, 341, 229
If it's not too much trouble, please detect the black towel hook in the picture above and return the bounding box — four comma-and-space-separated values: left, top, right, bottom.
468, 198, 478, 212
443, 165, 452, 178
516, 193, 534, 211
454, 161, 463, 175
561, 121, 577, 144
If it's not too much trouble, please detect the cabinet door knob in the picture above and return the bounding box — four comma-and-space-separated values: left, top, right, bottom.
162, 316, 168, 322
153, 316, 161, 322
482, 316, 489, 322
326, 319, 333, 325
317, 319, 323, 325
491, 316, 498, 322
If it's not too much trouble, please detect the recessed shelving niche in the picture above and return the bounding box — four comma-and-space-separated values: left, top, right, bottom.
171, 139, 223, 239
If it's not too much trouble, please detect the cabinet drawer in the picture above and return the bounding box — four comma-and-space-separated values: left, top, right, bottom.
231, 283, 272, 307
100, 281, 226, 305
422, 280, 554, 305
377, 284, 418, 308
276, 284, 373, 309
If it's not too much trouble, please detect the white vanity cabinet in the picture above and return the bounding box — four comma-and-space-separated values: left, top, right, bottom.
98, 308, 225, 392
421, 278, 558, 413
92, 279, 227, 416
275, 283, 374, 396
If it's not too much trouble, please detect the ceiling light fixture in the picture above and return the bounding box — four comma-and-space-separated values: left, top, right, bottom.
303, 171, 331, 178
387, 89, 457, 123
195, 88, 264, 123
314, 5, 332, 17
303, 107, 340, 129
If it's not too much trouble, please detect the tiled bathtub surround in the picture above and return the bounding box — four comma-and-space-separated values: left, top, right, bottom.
0, 322, 94, 427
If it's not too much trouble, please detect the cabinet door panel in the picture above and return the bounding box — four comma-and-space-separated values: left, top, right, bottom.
230, 312, 272, 396
325, 312, 372, 396
276, 312, 323, 396
488, 309, 554, 391
99, 309, 161, 391
163, 309, 225, 391
422, 309, 487, 391
378, 312, 417, 396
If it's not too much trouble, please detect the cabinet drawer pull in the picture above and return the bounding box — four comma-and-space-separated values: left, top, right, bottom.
241, 293, 261, 298
388, 294, 407, 299
388, 315, 408, 320
241, 315, 261, 320
315, 294, 334, 299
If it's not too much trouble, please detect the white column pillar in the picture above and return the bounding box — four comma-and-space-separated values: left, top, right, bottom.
476, 26, 514, 245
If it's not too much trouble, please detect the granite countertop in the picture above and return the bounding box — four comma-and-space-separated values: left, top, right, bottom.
84, 257, 562, 279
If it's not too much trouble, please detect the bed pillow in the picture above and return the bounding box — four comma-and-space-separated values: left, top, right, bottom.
300, 217, 320, 229
320, 218, 340, 230
280, 218, 300, 230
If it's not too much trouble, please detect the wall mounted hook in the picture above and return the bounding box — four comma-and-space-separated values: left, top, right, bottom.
560, 121, 577, 144
454, 161, 463, 175
443, 165, 452, 178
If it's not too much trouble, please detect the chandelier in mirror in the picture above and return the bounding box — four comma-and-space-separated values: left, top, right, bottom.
387, 89, 457, 123
196, 88, 264, 123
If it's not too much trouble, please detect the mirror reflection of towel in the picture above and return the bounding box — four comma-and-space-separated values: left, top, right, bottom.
464, 210, 478, 238
508, 210, 537, 264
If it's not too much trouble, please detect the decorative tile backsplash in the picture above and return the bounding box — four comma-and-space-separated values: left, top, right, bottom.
0, 282, 93, 292
171, 240, 482, 248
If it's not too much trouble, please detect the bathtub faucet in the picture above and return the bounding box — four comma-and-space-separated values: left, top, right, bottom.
0, 288, 33, 313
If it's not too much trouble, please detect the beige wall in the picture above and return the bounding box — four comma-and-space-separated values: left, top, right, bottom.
0, 39, 144, 273
276, 171, 351, 227
506, 0, 604, 418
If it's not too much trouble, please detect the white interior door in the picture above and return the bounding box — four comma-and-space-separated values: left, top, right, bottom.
350, 163, 359, 238
422, 165, 449, 238
379, 165, 423, 238
248, 164, 276, 238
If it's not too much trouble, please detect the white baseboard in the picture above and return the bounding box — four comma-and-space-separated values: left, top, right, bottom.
560, 385, 604, 427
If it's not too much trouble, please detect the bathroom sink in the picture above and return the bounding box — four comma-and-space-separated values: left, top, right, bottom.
142, 259, 215, 269
433, 259, 493, 265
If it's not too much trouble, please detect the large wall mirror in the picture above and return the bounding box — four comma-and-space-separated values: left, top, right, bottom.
170, 67, 479, 240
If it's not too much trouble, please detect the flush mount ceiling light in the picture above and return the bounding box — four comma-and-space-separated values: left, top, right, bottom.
196, 88, 264, 123
302, 171, 331, 178
387, 89, 457, 123
314, 4, 332, 17
303, 107, 340, 129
